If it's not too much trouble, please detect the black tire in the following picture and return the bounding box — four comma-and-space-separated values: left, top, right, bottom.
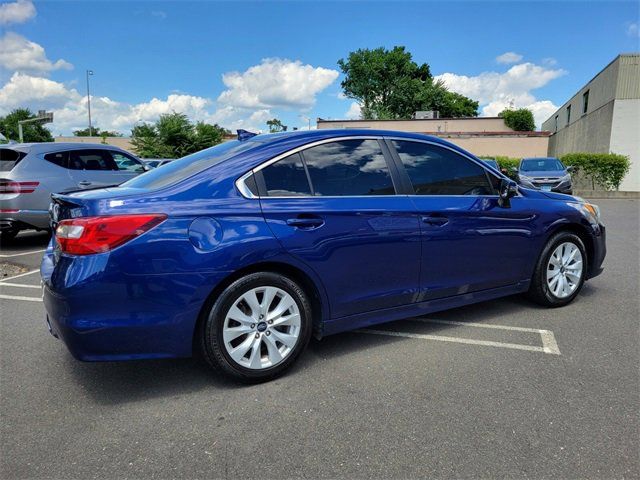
0, 228, 19, 243
200, 272, 313, 382
527, 231, 587, 307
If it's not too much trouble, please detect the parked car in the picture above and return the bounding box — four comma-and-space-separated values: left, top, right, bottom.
482, 158, 499, 170
41, 130, 606, 382
0, 143, 148, 240
143, 159, 175, 169
514, 157, 574, 194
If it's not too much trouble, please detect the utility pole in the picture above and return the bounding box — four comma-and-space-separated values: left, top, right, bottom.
86, 70, 94, 136
18, 110, 53, 143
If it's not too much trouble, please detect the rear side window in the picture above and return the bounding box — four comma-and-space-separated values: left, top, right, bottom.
261, 153, 311, 196
0, 149, 27, 172
68, 150, 118, 171
392, 140, 493, 195
302, 139, 394, 196
44, 151, 69, 168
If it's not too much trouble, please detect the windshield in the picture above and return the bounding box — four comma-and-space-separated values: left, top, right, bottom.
520, 158, 564, 172
122, 140, 258, 190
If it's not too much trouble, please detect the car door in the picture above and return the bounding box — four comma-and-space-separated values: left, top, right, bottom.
256, 138, 421, 319
67, 149, 122, 189
387, 138, 537, 301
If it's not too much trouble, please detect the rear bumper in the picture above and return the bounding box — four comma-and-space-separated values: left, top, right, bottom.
0, 210, 50, 231
41, 248, 232, 361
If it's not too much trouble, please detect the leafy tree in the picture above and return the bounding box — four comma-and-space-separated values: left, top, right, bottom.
338, 46, 478, 119
266, 118, 287, 133
499, 108, 536, 131
130, 112, 227, 158
73, 127, 122, 137
0, 108, 54, 143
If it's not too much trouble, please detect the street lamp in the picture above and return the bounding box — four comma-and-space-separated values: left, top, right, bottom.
86, 70, 94, 136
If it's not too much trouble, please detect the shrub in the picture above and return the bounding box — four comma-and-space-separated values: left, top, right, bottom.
561, 152, 631, 190
499, 108, 536, 131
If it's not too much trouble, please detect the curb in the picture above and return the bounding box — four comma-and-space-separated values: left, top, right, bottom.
574, 190, 640, 199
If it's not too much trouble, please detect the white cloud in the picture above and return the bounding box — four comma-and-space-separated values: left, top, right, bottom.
0, 0, 35, 25
435, 61, 566, 127
218, 58, 339, 109
627, 22, 640, 38
0, 72, 79, 110
345, 102, 361, 120
151, 10, 167, 20
0, 32, 73, 75
496, 52, 523, 64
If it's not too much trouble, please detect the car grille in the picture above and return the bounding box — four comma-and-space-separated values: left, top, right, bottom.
532, 178, 561, 188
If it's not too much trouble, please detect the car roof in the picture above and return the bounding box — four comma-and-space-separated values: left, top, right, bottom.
0, 142, 127, 153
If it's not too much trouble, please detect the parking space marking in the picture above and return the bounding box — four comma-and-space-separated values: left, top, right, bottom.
413, 318, 561, 355
0, 294, 42, 302
0, 282, 41, 289
0, 249, 45, 258
0, 270, 40, 282
357, 318, 561, 355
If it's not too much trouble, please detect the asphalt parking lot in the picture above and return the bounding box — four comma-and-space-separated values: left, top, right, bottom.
1, 199, 638, 479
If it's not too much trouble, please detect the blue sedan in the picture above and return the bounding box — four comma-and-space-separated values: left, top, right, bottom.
41, 130, 606, 382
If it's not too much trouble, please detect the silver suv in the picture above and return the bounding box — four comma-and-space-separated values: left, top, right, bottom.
0, 143, 148, 240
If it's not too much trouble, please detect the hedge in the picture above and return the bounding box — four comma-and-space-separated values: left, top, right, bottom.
560, 153, 630, 191
478, 153, 631, 190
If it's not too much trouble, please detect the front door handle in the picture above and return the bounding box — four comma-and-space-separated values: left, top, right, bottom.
78, 181, 92, 187
421, 215, 449, 226
286, 216, 325, 229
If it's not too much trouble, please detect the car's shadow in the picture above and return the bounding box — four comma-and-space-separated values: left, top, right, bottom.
64, 286, 598, 405
0, 229, 51, 249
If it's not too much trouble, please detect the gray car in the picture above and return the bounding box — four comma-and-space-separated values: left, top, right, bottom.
0, 143, 148, 240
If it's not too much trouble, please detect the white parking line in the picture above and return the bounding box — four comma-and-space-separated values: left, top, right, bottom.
0, 270, 40, 282
0, 249, 45, 258
0, 294, 42, 302
357, 318, 561, 355
0, 282, 41, 289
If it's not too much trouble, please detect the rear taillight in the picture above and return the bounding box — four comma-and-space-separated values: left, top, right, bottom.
55, 214, 167, 255
0, 181, 39, 194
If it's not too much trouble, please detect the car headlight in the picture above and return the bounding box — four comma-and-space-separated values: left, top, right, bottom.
583, 202, 601, 223
560, 173, 571, 183
519, 174, 534, 183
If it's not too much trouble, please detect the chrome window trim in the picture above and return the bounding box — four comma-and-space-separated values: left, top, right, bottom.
234, 135, 513, 200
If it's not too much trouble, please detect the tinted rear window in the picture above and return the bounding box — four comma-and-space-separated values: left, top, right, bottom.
0, 149, 27, 172
122, 140, 257, 190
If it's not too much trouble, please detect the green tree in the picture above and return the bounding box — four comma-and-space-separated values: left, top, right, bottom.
130, 112, 227, 158
499, 108, 536, 131
266, 118, 287, 133
73, 127, 122, 137
0, 108, 54, 143
338, 46, 478, 119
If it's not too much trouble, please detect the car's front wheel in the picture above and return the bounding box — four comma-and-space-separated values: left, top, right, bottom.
200, 272, 313, 382
528, 231, 587, 307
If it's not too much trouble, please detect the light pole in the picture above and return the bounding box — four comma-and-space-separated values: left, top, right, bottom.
86, 70, 94, 136
299, 114, 311, 130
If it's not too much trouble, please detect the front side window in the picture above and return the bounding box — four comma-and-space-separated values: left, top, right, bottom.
392, 140, 493, 196
261, 153, 311, 196
110, 152, 145, 172
68, 150, 117, 171
302, 139, 394, 196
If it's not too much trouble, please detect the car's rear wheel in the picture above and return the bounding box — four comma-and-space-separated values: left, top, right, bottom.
528, 231, 586, 307
200, 272, 313, 382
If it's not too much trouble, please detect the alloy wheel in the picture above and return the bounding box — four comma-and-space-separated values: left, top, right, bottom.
546, 242, 583, 299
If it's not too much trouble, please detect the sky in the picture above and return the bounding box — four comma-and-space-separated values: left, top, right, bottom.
0, 0, 638, 136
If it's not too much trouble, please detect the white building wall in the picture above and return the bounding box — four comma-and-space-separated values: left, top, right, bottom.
610, 99, 640, 191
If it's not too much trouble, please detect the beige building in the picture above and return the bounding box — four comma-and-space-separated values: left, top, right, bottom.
542, 54, 640, 191
55, 136, 135, 153
317, 117, 550, 158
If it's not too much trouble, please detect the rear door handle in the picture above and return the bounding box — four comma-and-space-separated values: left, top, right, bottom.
286, 216, 325, 229
421, 215, 449, 226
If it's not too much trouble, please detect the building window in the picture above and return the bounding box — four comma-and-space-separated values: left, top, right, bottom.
554, 115, 558, 132
566, 105, 571, 125
582, 90, 589, 114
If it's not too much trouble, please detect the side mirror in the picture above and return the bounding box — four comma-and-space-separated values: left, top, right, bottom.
566, 165, 575, 173
510, 166, 518, 173
498, 178, 518, 208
